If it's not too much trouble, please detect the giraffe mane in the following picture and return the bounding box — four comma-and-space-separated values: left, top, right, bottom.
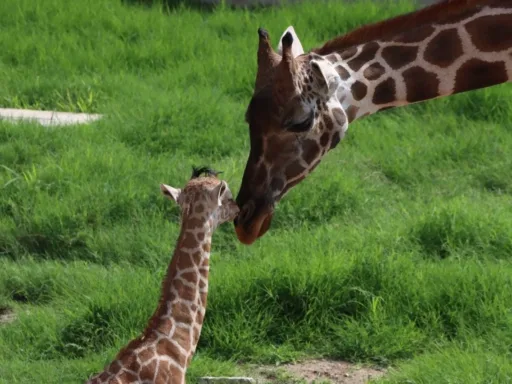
311, 0, 500, 55
191, 165, 223, 179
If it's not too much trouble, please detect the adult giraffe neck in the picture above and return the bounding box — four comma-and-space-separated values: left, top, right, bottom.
317, 2, 512, 122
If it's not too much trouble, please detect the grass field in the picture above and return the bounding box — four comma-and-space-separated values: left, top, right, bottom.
1, 0, 512, 383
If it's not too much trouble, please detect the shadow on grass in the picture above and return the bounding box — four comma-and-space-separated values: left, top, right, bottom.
121, 0, 212, 11
410, 207, 512, 260
120, 0, 281, 12
4, 275, 57, 305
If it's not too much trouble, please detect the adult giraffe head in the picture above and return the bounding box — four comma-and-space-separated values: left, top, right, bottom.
234, 0, 512, 245
234, 27, 349, 244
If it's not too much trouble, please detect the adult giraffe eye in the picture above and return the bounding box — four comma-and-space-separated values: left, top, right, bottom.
285, 109, 314, 133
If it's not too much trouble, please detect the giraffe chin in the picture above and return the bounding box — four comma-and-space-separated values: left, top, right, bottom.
235, 213, 273, 245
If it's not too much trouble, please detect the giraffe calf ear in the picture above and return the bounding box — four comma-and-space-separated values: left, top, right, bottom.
212, 180, 230, 206
277, 26, 304, 58
160, 184, 181, 204
310, 59, 342, 98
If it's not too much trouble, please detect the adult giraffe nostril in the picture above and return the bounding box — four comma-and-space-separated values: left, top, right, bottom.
237, 201, 255, 225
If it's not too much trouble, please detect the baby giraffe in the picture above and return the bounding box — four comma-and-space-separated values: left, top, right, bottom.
86, 167, 239, 384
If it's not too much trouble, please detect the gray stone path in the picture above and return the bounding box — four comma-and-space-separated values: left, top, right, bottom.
0, 108, 102, 126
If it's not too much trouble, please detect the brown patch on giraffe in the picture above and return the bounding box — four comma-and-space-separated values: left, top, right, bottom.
282, 175, 306, 196
199, 258, 209, 270
181, 272, 199, 285
339, 46, 358, 60
202, 243, 210, 252
372, 77, 396, 105
392, 25, 435, 43
345, 105, 359, 122
126, 352, 141, 373
270, 177, 285, 192
403, 66, 440, 102
363, 62, 385, 80
186, 218, 203, 229
180, 233, 197, 249
175, 252, 196, 270
117, 370, 139, 382
156, 339, 187, 366
194, 203, 204, 214
310, 159, 321, 172
253, 164, 268, 185
382, 45, 419, 69
196, 232, 205, 241
424, 28, 463, 68
198, 291, 208, 307
466, 14, 512, 52
443, 6, 483, 24
192, 324, 202, 345
158, 363, 175, 384
190, 251, 202, 266
140, 359, 158, 381
320, 132, 329, 147
157, 317, 174, 336
330, 131, 342, 149
322, 115, 333, 133
194, 308, 205, 322
351, 81, 368, 101
332, 108, 346, 127
169, 365, 183, 381
326, 53, 339, 64
302, 139, 321, 164
173, 279, 197, 302
347, 42, 380, 72
173, 327, 191, 350
454, 59, 508, 93
110, 360, 123, 375
139, 348, 154, 364
98, 372, 111, 382
335, 65, 350, 80
199, 277, 207, 291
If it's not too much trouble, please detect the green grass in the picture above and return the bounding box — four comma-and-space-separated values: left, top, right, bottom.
1, 0, 512, 383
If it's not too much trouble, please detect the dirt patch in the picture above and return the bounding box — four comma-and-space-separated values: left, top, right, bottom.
0, 306, 16, 324
255, 359, 386, 384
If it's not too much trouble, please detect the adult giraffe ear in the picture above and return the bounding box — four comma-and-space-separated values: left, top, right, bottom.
277, 26, 304, 58
160, 184, 181, 204
310, 59, 342, 98
211, 180, 229, 206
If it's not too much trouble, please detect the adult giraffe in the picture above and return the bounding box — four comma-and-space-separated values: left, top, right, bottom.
234, 0, 512, 245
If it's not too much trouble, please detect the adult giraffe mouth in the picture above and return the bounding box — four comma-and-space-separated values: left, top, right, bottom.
234, 204, 274, 245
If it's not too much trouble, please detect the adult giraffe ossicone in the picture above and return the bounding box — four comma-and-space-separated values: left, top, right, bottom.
234, 0, 512, 245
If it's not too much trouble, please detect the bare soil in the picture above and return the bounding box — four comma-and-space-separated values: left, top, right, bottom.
255, 359, 386, 384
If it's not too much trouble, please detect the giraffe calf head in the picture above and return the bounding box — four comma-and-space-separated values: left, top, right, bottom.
234, 27, 349, 245
161, 166, 239, 229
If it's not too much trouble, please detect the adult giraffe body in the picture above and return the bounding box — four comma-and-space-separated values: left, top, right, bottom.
234, 0, 512, 245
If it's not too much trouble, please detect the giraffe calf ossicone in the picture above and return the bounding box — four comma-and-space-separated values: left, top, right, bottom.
85, 166, 239, 384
